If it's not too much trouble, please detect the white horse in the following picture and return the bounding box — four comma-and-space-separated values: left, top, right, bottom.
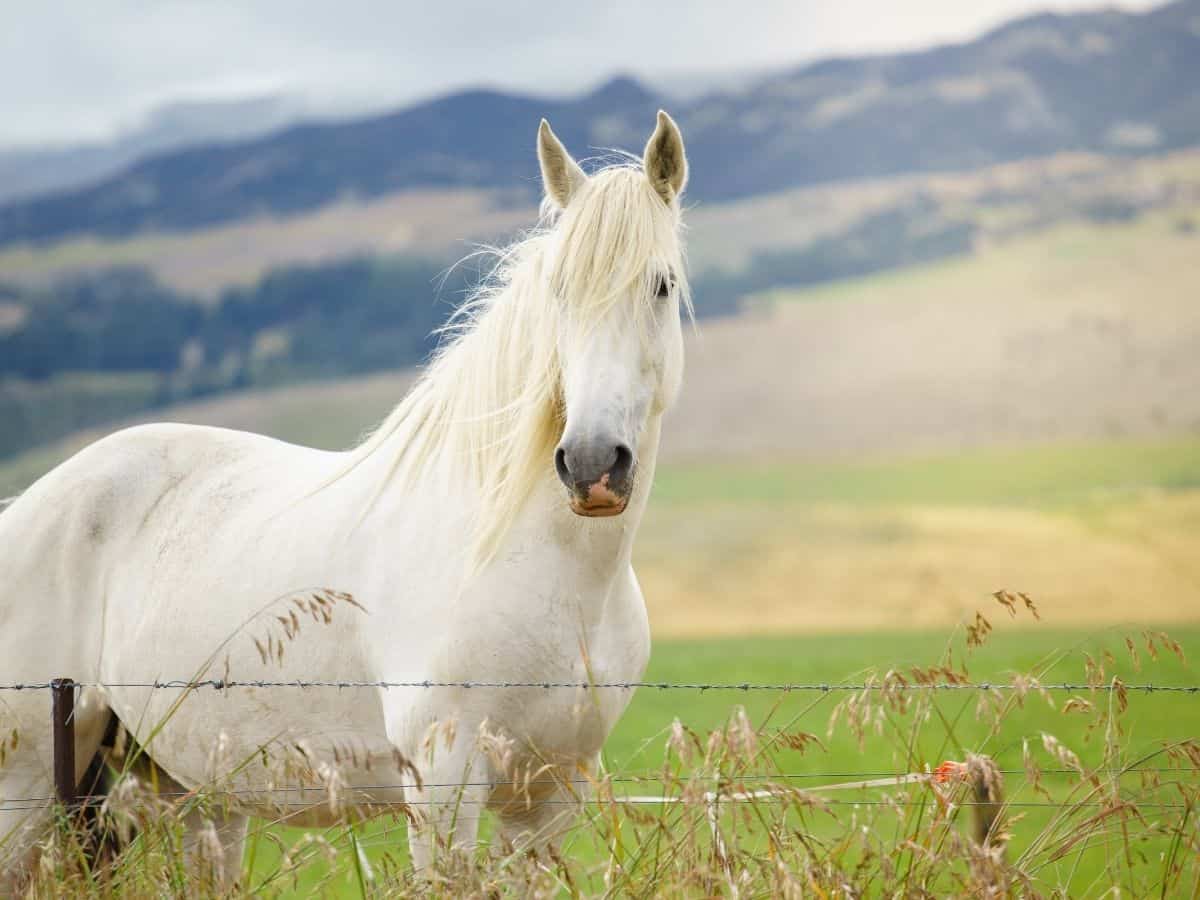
0, 111, 690, 888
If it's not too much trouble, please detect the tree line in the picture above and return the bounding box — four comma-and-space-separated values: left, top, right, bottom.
0, 200, 975, 459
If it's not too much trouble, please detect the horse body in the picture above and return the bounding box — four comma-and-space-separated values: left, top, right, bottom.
1, 417, 654, 873
0, 112, 688, 886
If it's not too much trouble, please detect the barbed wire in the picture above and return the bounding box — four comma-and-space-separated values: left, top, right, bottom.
1, 795, 1192, 813
7, 766, 1192, 806
3, 678, 1197, 693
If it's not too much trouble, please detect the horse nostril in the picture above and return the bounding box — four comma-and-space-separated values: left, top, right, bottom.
556, 442, 634, 494
554, 446, 571, 487
611, 444, 634, 482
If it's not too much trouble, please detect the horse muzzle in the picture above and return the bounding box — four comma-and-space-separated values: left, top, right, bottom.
568, 475, 631, 517
555, 440, 635, 517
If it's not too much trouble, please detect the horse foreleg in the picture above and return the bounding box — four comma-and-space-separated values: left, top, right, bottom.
137, 762, 249, 889
403, 728, 490, 875
0, 689, 111, 892
0, 779, 53, 896
180, 805, 249, 889
495, 759, 593, 861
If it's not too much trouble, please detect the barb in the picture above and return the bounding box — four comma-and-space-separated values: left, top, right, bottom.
2, 679, 1197, 693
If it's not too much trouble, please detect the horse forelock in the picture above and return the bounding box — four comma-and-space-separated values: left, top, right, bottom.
339, 163, 686, 572
547, 165, 691, 329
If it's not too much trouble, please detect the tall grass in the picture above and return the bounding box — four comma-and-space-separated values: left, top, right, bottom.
22, 604, 1199, 897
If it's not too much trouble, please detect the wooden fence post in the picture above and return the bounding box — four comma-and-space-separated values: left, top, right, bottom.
50, 677, 77, 810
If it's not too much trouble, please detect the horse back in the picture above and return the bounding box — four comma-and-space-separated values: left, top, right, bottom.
0, 423, 319, 672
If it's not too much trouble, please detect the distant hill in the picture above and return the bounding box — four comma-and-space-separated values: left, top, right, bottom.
0, 94, 308, 204
0, 0, 1197, 245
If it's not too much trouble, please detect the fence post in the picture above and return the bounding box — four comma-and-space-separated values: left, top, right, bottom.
50, 677, 77, 810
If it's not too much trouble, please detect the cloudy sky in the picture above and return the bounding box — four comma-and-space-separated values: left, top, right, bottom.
3, 0, 1159, 148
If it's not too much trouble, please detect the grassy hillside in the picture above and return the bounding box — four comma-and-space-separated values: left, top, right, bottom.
0, 371, 160, 459
670, 203, 1200, 459
3, 148, 1197, 462
6, 199, 1200, 490
4, 148, 1197, 297
0, 190, 529, 297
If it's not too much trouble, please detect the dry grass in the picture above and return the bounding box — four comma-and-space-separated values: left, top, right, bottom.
20, 612, 1200, 897
669, 205, 1200, 460
637, 491, 1200, 636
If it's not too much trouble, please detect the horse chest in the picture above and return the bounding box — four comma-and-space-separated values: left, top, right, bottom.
423, 579, 648, 763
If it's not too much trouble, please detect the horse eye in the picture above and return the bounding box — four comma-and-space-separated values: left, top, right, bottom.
655, 276, 671, 299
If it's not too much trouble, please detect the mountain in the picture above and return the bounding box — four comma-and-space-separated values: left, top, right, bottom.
700, 0, 1200, 197
1, 0, 1197, 246
0, 95, 309, 204
0, 77, 661, 244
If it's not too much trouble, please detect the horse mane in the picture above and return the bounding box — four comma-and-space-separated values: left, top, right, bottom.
341, 161, 689, 572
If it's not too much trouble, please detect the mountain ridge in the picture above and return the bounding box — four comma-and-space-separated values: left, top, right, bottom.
0, 94, 310, 205
0, 0, 1196, 246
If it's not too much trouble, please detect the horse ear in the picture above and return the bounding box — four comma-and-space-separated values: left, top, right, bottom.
643, 110, 688, 205
537, 119, 587, 209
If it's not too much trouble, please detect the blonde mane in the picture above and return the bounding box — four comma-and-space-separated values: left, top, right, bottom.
345, 163, 689, 571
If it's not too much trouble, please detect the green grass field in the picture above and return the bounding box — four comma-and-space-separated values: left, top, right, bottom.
239, 624, 1198, 896
652, 438, 1200, 508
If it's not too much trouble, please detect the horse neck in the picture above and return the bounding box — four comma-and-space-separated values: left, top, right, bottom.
345, 403, 663, 589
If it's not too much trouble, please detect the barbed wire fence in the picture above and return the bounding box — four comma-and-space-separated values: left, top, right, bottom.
3, 675, 1195, 826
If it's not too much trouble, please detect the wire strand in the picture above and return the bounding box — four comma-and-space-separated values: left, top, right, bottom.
6, 765, 1194, 809
2, 797, 1191, 812
7, 766, 1190, 804
5, 679, 1197, 693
